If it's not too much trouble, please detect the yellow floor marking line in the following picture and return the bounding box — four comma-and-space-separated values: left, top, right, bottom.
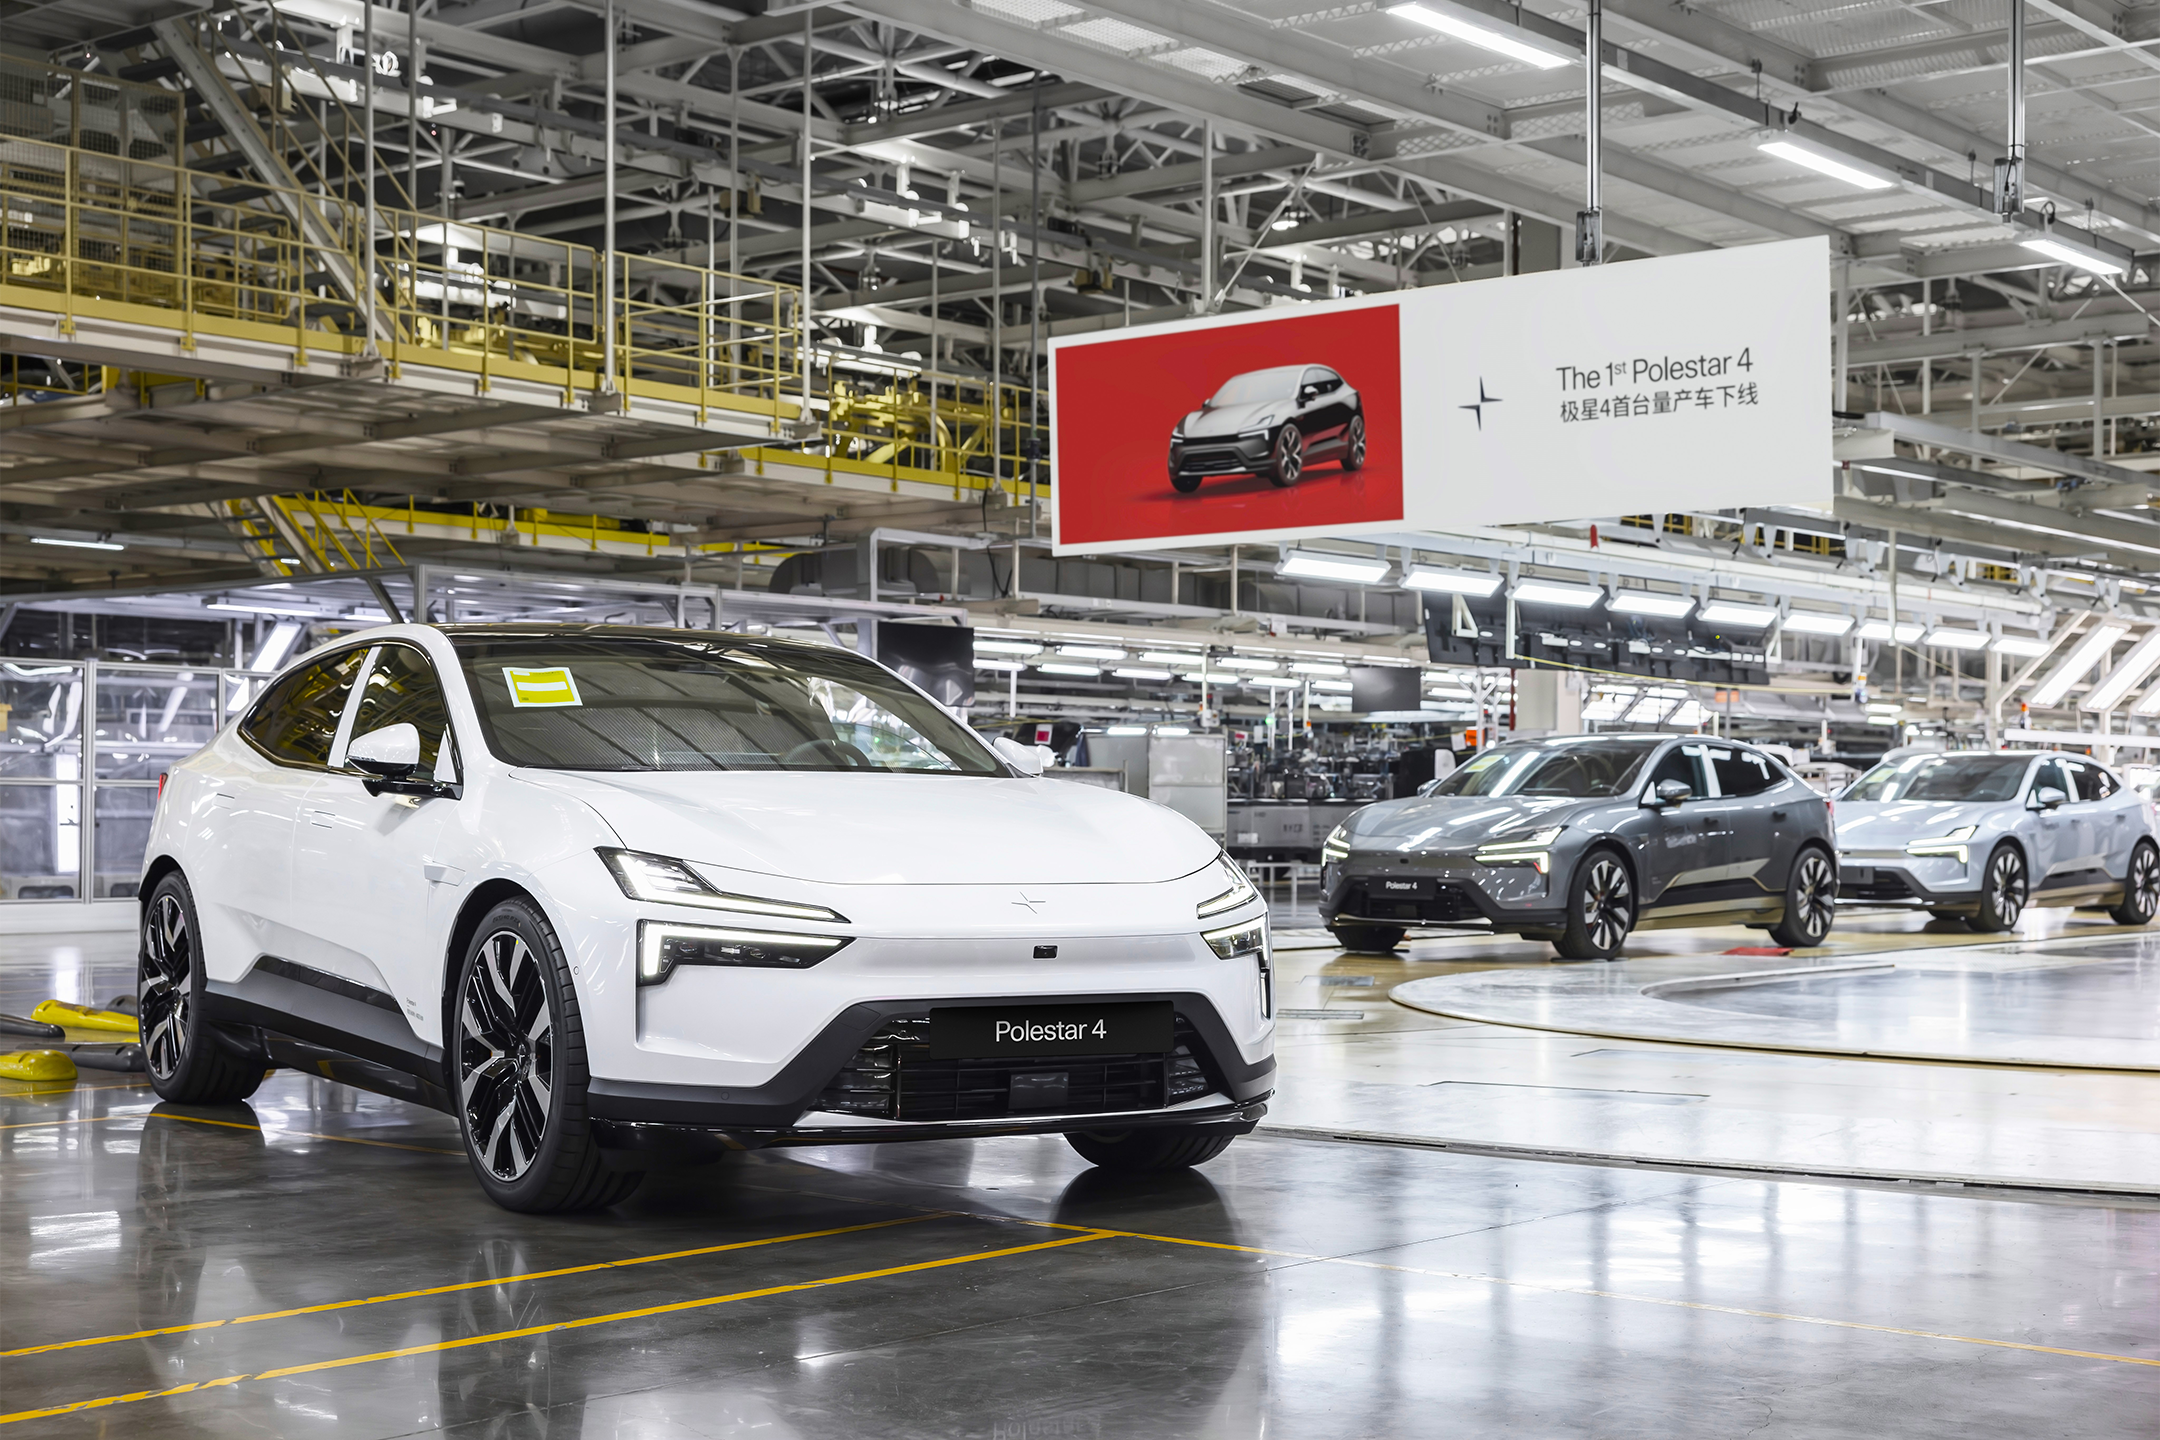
0, 1232, 1113, 1427
0, 1080, 152, 1100
0, 1214, 943, 1360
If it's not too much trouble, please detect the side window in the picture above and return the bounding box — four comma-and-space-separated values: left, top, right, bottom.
1711, 747, 1778, 797
345, 644, 450, 775
2032, 758, 2072, 801
2067, 760, 2113, 803
239, 648, 368, 768
1646, 744, 1706, 797
1303, 367, 1339, 396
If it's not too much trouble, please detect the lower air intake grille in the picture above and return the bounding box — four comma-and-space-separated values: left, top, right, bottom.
816, 1014, 1215, 1122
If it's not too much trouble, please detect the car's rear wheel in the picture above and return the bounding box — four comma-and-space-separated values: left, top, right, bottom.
1554, 849, 1633, 961
1769, 848, 1837, 948
140, 871, 264, 1105
1067, 1127, 1236, 1172
1341, 414, 1367, 471
1267, 425, 1304, 486
2108, 840, 2160, 926
1329, 923, 1405, 954
1971, 843, 2027, 933
455, 898, 642, 1214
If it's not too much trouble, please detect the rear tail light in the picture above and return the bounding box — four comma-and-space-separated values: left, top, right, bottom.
157, 773, 168, 799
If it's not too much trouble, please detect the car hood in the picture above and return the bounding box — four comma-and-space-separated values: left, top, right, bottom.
1181, 401, 1283, 439
1340, 793, 1592, 851
514, 769, 1219, 885
1833, 800, 2006, 847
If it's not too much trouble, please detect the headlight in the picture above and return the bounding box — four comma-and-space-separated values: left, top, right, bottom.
1321, 825, 1350, 864
1475, 825, 1563, 875
638, 921, 851, 985
600, 848, 848, 923
1905, 825, 1978, 864
1196, 855, 1260, 919
1203, 917, 1267, 960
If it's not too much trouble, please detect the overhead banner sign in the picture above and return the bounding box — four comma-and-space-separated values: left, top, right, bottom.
1049, 237, 1829, 554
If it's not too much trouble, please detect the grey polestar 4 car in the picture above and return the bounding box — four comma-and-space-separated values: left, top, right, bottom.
1318, 734, 1838, 960
1834, 750, 2160, 931
1169, 364, 1365, 491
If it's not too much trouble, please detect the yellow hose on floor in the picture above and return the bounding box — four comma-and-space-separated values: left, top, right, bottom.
29, 1001, 140, 1036
0, 1051, 78, 1082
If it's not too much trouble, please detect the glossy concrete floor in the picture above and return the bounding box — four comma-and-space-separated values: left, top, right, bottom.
7, 926, 2160, 1436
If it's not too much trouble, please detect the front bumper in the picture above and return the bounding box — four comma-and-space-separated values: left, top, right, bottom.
1319, 854, 1563, 932
1835, 852, 1976, 907
1173, 433, 1270, 477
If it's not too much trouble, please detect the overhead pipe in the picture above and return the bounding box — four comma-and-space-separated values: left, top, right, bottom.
1995, 0, 2026, 216
1574, 0, 1603, 264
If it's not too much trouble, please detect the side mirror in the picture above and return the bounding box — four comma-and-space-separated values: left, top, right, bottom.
1416, 778, 1443, 797
2031, 785, 2068, 811
1647, 779, 1693, 807
347, 723, 420, 778
992, 735, 1047, 777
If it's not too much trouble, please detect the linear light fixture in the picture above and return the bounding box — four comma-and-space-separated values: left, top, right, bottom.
1402, 566, 1504, 596
1141, 650, 1203, 665
2131, 684, 2160, 718
1512, 580, 1602, 608
2082, 628, 2160, 712
1991, 634, 2052, 657
1923, 628, 1990, 651
1757, 138, 1895, 191
1782, 611, 1855, 636
1386, 2, 1569, 69
1216, 656, 1280, 671
1857, 619, 1925, 642
2021, 235, 2129, 278
209, 600, 321, 617
1056, 644, 1126, 660
2028, 623, 2129, 708
974, 639, 1043, 655
973, 659, 1027, 673
1278, 549, 1390, 584
1112, 667, 1174, 681
1312, 679, 1354, 692
1608, 592, 1694, 619
1698, 602, 1777, 628
1037, 662, 1101, 677
30, 536, 125, 551
1290, 661, 1348, 675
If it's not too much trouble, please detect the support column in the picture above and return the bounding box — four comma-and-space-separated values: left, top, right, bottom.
2095, 340, 2109, 457
1575, 0, 1603, 264
1997, 0, 2026, 215
1199, 121, 1215, 312
362, 0, 376, 353
798, 9, 814, 420
600, 0, 617, 394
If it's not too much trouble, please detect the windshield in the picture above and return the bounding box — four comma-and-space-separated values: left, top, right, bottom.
1843, 753, 2032, 803
1431, 741, 1654, 799
1209, 369, 1298, 407
451, 635, 1002, 774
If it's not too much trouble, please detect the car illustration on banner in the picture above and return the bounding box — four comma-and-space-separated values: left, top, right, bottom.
1169, 364, 1365, 491
137, 624, 1275, 1213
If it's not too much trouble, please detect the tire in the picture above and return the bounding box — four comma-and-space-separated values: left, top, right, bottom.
1067, 1127, 1236, 1172
1170, 471, 1202, 494
1340, 413, 1366, 471
1929, 910, 1973, 929
1769, 847, 1837, 948
1554, 848, 1634, 961
1266, 424, 1304, 486
2109, 840, 2160, 926
140, 871, 264, 1105
1329, 923, 1405, 954
453, 898, 642, 1214
1971, 843, 2028, 933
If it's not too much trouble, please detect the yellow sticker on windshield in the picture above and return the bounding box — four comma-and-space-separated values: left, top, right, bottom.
503, 666, 583, 708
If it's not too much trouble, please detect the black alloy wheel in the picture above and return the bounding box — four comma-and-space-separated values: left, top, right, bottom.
1769, 848, 1837, 948
1971, 843, 2027, 933
454, 898, 641, 1213
1555, 850, 1633, 961
1067, 1127, 1237, 1171
1329, 923, 1405, 954
140, 871, 263, 1105
1171, 471, 1203, 493
1341, 414, 1367, 471
2109, 840, 2160, 926
1267, 425, 1304, 486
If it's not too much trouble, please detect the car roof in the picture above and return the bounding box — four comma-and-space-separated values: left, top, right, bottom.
1222, 365, 1307, 383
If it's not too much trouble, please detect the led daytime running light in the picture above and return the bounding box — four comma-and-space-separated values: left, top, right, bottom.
1203, 918, 1268, 960
1196, 855, 1261, 918
599, 848, 848, 923
638, 921, 850, 984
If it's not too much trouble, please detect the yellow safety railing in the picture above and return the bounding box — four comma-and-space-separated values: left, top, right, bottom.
275, 491, 407, 571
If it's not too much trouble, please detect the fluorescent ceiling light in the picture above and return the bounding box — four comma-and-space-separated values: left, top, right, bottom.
1247, 676, 1301, 689
209, 600, 321, 617
1923, 628, 1990, 651
1402, 566, 1503, 597
1112, 668, 1174, 681
2021, 236, 2128, 278
2029, 623, 2129, 708
974, 639, 1043, 655
1217, 656, 1280, 671
1156, 725, 1191, 736
1783, 611, 1855, 636
1512, 581, 1601, 608
1608, 592, 1693, 619
1037, 662, 1101, 677
1141, 650, 1202, 664
1857, 619, 1924, 642
1758, 139, 1894, 191
1992, 634, 2052, 657
247, 620, 304, 673
1312, 679, 1353, 692
30, 536, 124, 551
1290, 662, 1347, 675
2082, 628, 2160, 712
1698, 603, 1777, 628
1387, 2, 1570, 69
1105, 725, 1148, 735
1856, 463, 1940, 484
1057, 644, 1126, 660
1278, 549, 1390, 584
974, 658, 1027, 673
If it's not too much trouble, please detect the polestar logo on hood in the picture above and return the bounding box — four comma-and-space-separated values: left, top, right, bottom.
1012, 892, 1048, 913
1461, 379, 1502, 431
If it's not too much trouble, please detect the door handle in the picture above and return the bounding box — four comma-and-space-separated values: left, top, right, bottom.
1771, 810, 1788, 821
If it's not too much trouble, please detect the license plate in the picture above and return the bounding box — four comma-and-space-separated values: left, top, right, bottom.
1371, 876, 1435, 899
1845, 867, 1873, 885
928, 1001, 1174, 1060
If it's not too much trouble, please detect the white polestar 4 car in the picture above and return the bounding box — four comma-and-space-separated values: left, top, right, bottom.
140, 624, 1274, 1212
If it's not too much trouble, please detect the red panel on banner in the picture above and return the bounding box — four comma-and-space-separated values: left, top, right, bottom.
1053, 304, 1402, 549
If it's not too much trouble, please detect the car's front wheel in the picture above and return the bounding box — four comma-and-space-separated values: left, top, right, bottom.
1266, 424, 1304, 486
1971, 843, 2027, 933
2109, 840, 2160, 926
454, 898, 642, 1214
1769, 848, 1837, 948
1340, 413, 1366, 471
1554, 849, 1633, 961
1329, 923, 1405, 954
140, 871, 264, 1105
1067, 1127, 1235, 1172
